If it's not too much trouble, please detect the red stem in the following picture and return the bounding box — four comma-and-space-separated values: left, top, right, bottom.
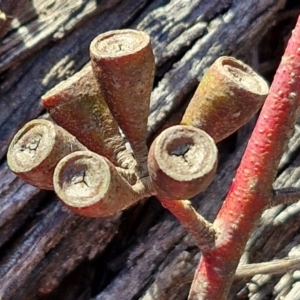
189, 15, 300, 299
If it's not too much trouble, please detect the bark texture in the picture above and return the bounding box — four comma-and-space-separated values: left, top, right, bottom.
0, 0, 299, 299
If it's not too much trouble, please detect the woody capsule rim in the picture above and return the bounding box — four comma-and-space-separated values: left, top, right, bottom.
218, 56, 269, 95
153, 125, 218, 181
148, 125, 218, 199
90, 29, 151, 59
53, 151, 111, 208
7, 119, 55, 172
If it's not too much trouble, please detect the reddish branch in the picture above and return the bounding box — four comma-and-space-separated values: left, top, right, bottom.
189, 15, 300, 299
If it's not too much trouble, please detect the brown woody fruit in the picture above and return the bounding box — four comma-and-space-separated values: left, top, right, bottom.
7, 119, 85, 190
181, 56, 269, 142
90, 29, 155, 175
148, 125, 218, 200
41, 64, 134, 169
53, 151, 144, 217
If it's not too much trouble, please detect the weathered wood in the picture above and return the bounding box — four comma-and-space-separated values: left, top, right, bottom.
0, 0, 123, 73
1, 0, 299, 299
0, 163, 42, 247
8, 210, 121, 300
0, 0, 29, 39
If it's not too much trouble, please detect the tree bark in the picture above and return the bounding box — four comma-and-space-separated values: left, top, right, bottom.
0, 0, 299, 299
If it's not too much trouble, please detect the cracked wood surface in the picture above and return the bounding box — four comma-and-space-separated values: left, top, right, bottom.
1, 0, 299, 299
